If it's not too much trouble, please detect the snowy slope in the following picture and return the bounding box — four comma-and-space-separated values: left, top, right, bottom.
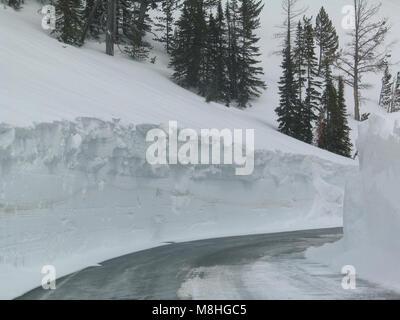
0, 1, 357, 163
3, 0, 399, 299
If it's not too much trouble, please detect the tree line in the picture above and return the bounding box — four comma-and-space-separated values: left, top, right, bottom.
276, 0, 389, 158
4, 0, 392, 159
10, 0, 265, 108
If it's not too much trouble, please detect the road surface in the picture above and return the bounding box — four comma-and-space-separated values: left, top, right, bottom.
18, 228, 400, 300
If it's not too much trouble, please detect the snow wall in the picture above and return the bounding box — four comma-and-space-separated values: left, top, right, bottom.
307, 115, 400, 291
0, 118, 353, 299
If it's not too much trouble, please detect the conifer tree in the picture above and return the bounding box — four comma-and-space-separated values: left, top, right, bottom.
119, 1, 152, 60
226, 0, 240, 102
169, 0, 207, 88
154, 0, 179, 53
235, 0, 266, 108
82, 0, 106, 40
52, 0, 85, 46
317, 63, 332, 149
379, 65, 393, 112
204, 1, 229, 104
319, 75, 352, 157
391, 72, 400, 113
275, 4, 297, 137
293, 21, 306, 104
291, 21, 306, 140
325, 77, 352, 157
4, 0, 23, 10
301, 17, 320, 144
315, 7, 339, 76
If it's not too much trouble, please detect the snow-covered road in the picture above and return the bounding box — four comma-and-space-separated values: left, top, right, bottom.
18, 228, 400, 300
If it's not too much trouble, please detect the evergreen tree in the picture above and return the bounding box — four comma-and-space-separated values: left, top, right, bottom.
315, 7, 339, 76
154, 0, 179, 53
204, 1, 229, 104
319, 75, 352, 157
83, 0, 106, 40
52, 0, 85, 46
301, 17, 320, 144
293, 21, 306, 102
4, 0, 23, 10
275, 14, 297, 137
169, 0, 207, 88
292, 21, 306, 140
326, 77, 352, 157
317, 63, 332, 149
379, 65, 393, 112
226, 0, 240, 102
391, 72, 400, 113
120, 1, 152, 60
235, 0, 266, 108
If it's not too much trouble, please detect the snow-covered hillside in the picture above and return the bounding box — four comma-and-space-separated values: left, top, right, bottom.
1, 0, 399, 299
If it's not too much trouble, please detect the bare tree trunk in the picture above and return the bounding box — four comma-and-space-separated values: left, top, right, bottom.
106, 0, 116, 56
354, 74, 360, 121
353, 0, 360, 121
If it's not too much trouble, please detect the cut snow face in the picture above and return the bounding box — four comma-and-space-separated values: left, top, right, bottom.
0, 118, 353, 299
307, 115, 400, 291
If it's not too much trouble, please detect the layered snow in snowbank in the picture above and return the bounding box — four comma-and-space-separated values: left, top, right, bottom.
0, 118, 353, 299
307, 115, 400, 291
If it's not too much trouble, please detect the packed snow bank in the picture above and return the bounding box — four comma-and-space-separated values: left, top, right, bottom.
0, 118, 353, 299
307, 115, 400, 291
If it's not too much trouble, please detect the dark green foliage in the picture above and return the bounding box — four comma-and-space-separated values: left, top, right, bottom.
154, 0, 180, 53
275, 20, 297, 137
203, 3, 230, 104
83, 0, 106, 39
320, 76, 352, 158
169, 0, 265, 107
52, 0, 85, 46
169, 0, 207, 88
301, 17, 320, 144
391, 72, 400, 113
118, 1, 152, 60
315, 7, 338, 76
3, 0, 23, 10
379, 65, 393, 112
235, 0, 266, 108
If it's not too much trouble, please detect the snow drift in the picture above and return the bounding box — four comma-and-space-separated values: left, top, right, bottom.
0, 118, 353, 299
307, 115, 400, 291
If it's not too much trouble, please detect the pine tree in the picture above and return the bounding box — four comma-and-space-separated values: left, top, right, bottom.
319, 75, 352, 157
226, 0, 240, 102
391, 72, 400, 113
235, 0, 266, 108
293, 21, 306, 104
52, 0, 85, 46
82, 0, 106, 40
204, 1, 229, 104
301, 17, 320, 144
275, 13, 297, 137
154, 0, 179, 54
169, 0, 207, 88
315, 7, 339, 76
379, 65, 393, 112
120, 1, 152, 60
317, 63, 333, 149
329, 77, 352, 157
291, 21, 306, 140
4, 0, 23, 10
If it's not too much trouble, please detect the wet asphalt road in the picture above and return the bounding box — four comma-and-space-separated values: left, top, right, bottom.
18, 228, 400, 300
